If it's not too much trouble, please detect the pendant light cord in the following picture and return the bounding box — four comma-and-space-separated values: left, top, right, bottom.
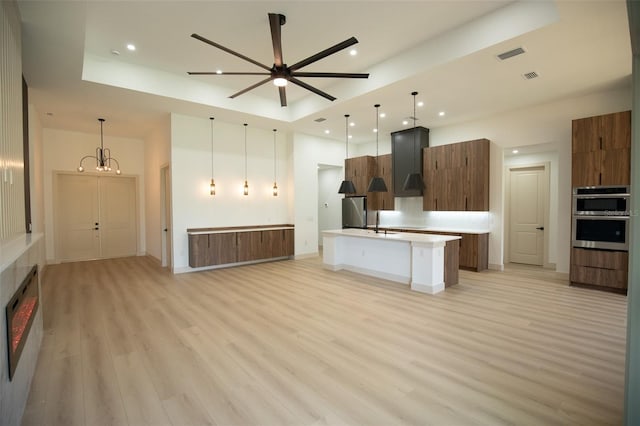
244, 123, 248, 180
374, 104, 380, 157
412, 91, 418, 170
273, 129, 277, 182
345, 114, 350, 158
210, 117, 214, 177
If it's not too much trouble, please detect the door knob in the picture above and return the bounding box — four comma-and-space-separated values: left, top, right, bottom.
536, 226, 544, 230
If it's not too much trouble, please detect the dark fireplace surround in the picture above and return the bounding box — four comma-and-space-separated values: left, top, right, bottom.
5, 265, 39, 381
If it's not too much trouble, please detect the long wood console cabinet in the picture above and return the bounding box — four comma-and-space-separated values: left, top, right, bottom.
188, 225, 294, 268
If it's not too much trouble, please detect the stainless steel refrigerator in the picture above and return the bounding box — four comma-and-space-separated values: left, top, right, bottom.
342, 196, 367, 229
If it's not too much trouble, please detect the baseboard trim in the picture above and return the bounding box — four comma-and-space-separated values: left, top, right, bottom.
489, 263, 504, 271
174, 256, 292, 274
294, 252, 319, 260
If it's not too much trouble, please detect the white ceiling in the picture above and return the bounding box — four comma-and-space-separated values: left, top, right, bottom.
18, 1, 631, 145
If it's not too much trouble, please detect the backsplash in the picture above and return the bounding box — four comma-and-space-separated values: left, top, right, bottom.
378, 197, 491, 231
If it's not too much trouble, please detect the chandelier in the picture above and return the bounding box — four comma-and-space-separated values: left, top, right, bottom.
77, 118, 121, 174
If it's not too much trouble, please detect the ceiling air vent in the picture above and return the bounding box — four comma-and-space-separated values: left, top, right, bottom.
497, 47, 526, 61
523, 71, 539, 80
314, 117, 327, 123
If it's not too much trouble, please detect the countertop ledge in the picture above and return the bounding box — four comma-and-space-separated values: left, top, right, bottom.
188, 224, 294, 234
371, 226, 490, 235
323, 229, 461, 245
0, 233, 44, 273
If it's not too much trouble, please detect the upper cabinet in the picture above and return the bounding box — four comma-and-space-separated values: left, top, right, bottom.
391, 127, 429, 197
423, 139, 490, 211
345, 156, 376, 197
368, 154, 394, 211
345, 155, 394, 210
572, 111, 631, 187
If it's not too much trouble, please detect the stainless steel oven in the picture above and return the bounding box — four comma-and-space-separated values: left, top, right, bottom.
573, 185, 630, 216
572, 185, 630, 251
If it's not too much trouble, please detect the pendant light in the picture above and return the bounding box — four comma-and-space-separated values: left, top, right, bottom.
402, 91, 425, 191
209, 117, 216, 196
272, 129, 278, 196
367, 104, 388, 193
243, 123, 249, 196
338, 114, 357, 194
77, 118, 121, 175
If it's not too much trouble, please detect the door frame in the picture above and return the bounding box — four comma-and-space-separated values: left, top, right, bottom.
160, 164, 172, 270
53, 171, 140, 263
504, 162, 551, 268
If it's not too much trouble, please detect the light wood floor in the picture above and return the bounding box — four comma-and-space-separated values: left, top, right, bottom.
22, 256, 627, 425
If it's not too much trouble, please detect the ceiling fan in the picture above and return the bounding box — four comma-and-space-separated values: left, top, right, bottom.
188, 13, 370, 107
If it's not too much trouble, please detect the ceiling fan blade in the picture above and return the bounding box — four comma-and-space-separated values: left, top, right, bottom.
289, 37, 359, 71
229, 77, 273, 99
291, 72, 370, 79
268, 13, 285, 67
191, 33, 272, 72
279, 86, 287, 107
289, 77, 336, 101
188, 72, 271, 75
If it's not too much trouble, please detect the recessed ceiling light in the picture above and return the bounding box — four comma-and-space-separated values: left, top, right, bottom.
349, 49, 357, 56
349, 122, 355, 127
417, 101, 424, 107
126, 43, 136, 51
348, 135, 353, 139
379, 113, 386, 118
373, 128, 378, 133
111, 49, 121, 56
438, 111, 445, 117
402, 120, 409, 125
512, 149, 519, 154
216, 69, 223, 74
324, 129, 330, 134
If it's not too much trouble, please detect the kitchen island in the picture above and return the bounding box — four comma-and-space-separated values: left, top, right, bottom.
322, 229, 461, 295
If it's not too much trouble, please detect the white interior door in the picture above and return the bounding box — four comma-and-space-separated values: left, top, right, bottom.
99, 176, 137, 258
56, 174, 100, 261
509, 167, 546, 265
56, 173, 137, 262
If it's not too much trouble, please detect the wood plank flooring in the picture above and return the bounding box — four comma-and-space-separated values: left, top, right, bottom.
21, 256, 627, 425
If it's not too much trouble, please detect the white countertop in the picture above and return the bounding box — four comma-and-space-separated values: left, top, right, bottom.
323, 228, 461, 245
377, 226, 490, 234
189, 226, 294, 235
0, 233, 43, 273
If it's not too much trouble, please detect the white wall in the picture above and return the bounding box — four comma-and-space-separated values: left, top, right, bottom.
318, 166, 344, 245
293, 133, 344, 257
170, 113, 292, 272
28, 104, 45, 235
42, 127, 146, 262
144, 115, 171, 261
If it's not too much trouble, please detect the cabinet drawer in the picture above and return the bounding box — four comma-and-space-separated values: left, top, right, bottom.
570, 265, 628, 289
571, 248, 628, 269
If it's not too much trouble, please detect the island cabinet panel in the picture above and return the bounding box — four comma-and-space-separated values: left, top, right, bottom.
571, 110, 631, 186
210, 233, 238, 265
283, 229, 295, 256
422, 139, 489, 211
443, 239, 459, 287
571, 247, 628, 290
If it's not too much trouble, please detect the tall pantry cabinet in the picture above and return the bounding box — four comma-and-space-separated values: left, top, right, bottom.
571, 111, 631, 187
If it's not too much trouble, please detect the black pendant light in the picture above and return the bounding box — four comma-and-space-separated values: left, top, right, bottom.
338, 114, 357, 194
402, 91, 424, 191
367, 104, 388, 193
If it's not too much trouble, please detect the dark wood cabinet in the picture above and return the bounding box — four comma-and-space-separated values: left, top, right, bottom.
571, 111, 631, 186
368, 154, 394, 211
391, 126, 429, 197
188, 226, 294, 268
570, 248, 628, 290
423, 139, 489, 211
345, 156, 376, 197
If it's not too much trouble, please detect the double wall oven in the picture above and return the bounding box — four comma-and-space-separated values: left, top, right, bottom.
572, 185, 630, 251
